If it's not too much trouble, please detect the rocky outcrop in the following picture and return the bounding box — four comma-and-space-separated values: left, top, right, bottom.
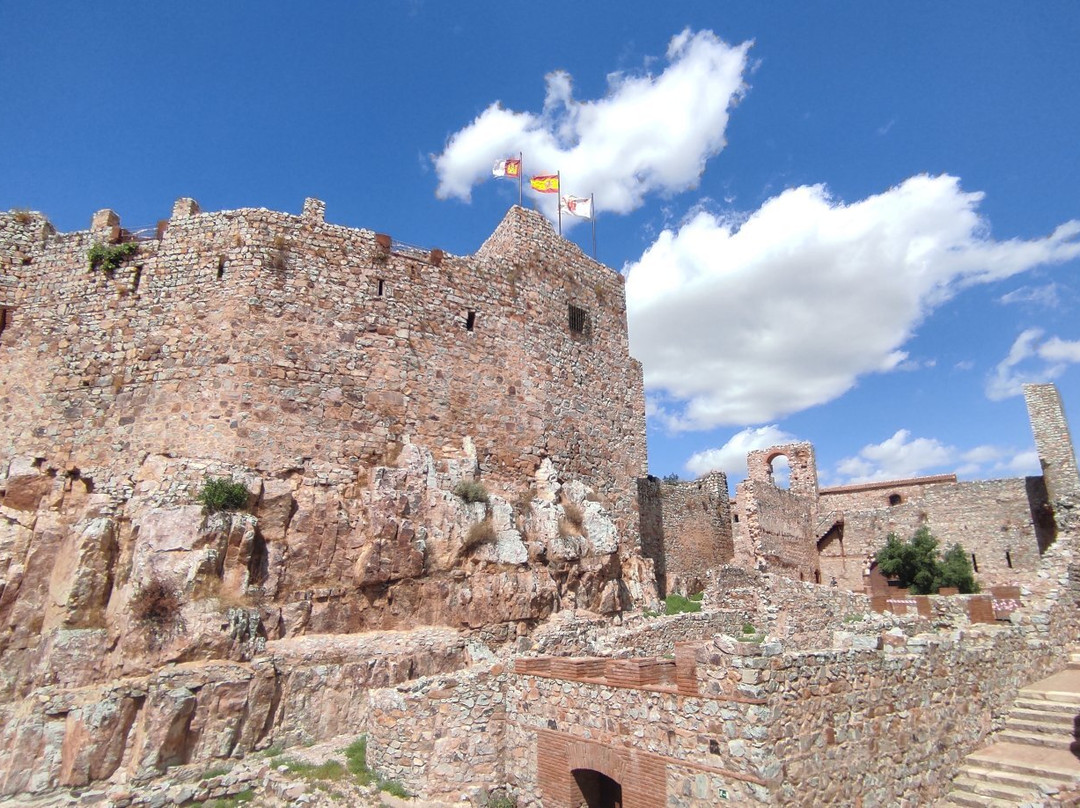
0, 443, 658, 797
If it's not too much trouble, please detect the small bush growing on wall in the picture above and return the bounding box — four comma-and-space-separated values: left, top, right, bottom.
87, 241, 139, 273
464, 519, 496, 551
132, 577, 184, 646
11, 208, 33, 225
453, 480, 489, 504
197, 477, 250, 514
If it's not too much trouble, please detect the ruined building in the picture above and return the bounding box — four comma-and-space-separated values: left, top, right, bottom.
2, 199, 1080, 807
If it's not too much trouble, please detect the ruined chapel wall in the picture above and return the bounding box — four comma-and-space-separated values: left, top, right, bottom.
0, 204, 645, 538
637, 472, 733, 596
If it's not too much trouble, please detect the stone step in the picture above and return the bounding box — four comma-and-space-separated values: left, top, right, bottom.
940, 788, 1021, 808
967, 741, 1080, 781
954, 773, 1043, 802
1019, 669, 1080, 704
1014, 696, 1080, 717
1009, 706, 1078, 726
959, 762, 1074, 794
1006, 713, 1077, 736
997, 728, 1076, 751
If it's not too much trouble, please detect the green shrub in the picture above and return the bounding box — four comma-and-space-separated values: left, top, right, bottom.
689, 591, 704, 602
664, 593, 702, 615
87, 241, 139, 273
741, 622, 757, 635
488, 796, 516, 808
197, 476, 250, 514
380, 780, 411, 798
344, 737, 373, 785
453, 479, 489, 504
875, 526, 978, 594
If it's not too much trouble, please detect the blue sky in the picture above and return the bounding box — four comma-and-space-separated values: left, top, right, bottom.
3, 3, 1079, 492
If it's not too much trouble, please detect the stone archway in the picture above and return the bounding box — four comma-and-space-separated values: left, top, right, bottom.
573, 769, 623, 808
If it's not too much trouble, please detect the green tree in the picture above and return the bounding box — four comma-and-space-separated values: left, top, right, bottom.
875, 526, 978, 595
938, 543, 979, 593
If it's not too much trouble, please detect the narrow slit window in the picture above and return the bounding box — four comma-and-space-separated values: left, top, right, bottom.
971, 553, 979, 573
377, 278, 385, 297
216, 257, 226, 280
1005, 550, 1012, 569
132, 265, 143, 292
465, 310, 476, 331
0, 308, 8, 338
568, 304, 589, 335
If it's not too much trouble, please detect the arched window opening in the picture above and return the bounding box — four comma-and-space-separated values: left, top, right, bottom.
888, 493, 902, 506
769, 454, 791, 489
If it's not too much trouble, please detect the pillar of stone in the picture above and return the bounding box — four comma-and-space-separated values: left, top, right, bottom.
90, 209, 120, 242
302, 198, 326, 222
171, 198, 200, 220
1024, 383, 1080, 503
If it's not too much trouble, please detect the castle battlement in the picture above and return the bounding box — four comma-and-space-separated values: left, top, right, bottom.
0, 199, 646, 536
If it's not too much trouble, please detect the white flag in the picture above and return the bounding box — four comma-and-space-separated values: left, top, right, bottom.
561, 195, 593, 219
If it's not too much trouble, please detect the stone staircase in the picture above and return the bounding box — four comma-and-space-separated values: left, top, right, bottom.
940, 654, 1080, 806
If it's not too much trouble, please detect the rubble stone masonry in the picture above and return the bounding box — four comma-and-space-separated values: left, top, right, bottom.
0, 201, 646, 534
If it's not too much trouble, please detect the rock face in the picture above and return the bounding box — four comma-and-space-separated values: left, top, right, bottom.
0, 201, 659, 798
0, 443, 657, 796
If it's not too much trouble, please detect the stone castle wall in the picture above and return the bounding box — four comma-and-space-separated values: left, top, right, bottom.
819, 476, 1051, 590
638, 472, 733, 596
0, 200, 647, 538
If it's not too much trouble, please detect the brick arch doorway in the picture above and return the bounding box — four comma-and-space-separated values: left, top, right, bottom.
573, 769, 623, 808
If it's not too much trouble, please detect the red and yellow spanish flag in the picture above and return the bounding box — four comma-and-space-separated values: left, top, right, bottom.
492, 158, 521, 179
530, 174, 560, 193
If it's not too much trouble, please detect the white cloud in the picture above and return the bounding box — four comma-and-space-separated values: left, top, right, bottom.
986, 328, 1080, 400
684, 425, 796, 477
999, 283, 1061, 309
836, 429, 954, 483
835, 433, 1040, 484
624, 174, 1080, 430
433, 29, 751, 221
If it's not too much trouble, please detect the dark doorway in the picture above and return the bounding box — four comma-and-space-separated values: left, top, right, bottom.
573, 769, 623, 808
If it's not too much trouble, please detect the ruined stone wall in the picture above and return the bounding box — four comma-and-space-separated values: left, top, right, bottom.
735, 480, 817, 581
0, 201, 647, 538
1025, 382, 1080, 504
365, 664, 509, 805
637, 472, 733, 596
820, 477, 1049, 589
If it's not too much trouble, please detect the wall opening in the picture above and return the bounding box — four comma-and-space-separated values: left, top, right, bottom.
971, 553, 979, 573
0, 307, 8, 338
216, 257, 225, 280
568, 303, 590, 336
1005, 550, 1013, 568
132, 265, 143, 292
466, 310, 476, 331
888, 493, 902, 506
768, 454, 791, 489
377, 278, 384, 297
572, 769, 622, 808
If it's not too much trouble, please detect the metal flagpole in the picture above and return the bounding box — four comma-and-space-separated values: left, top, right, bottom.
557, 172, 562, 236
591, 193, 596, 259
518, 152, 523, 208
